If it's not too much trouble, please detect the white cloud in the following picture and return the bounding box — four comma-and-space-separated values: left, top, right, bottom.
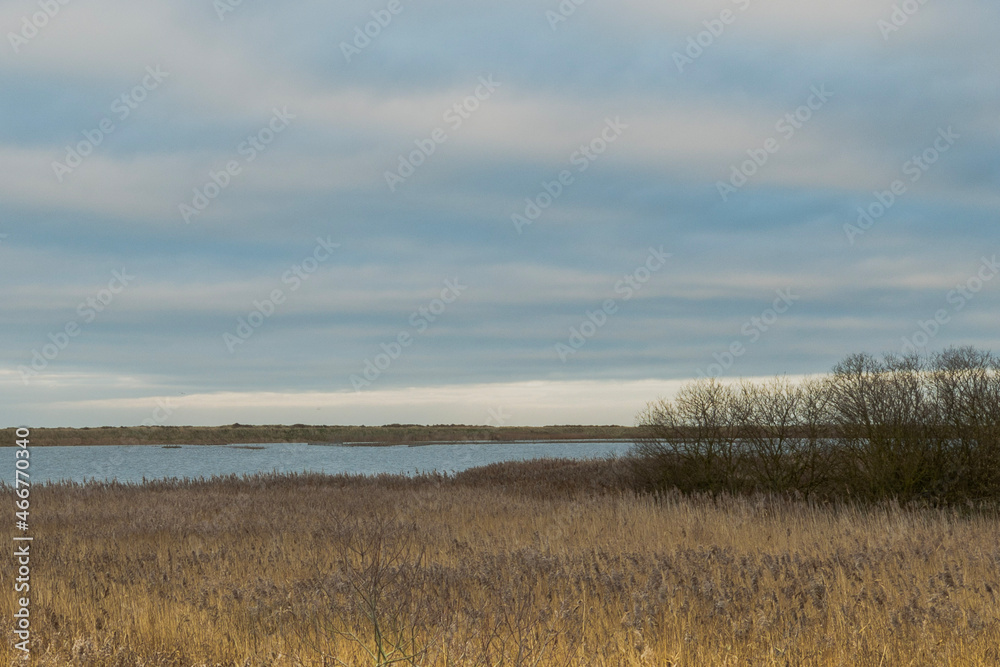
25, 378, 685, 427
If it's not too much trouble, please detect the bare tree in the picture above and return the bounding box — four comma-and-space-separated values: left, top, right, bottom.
634, 348, 1000, 503
929, 347, 1000, 499
736, 377, 832, 496
635, 379, 746, 493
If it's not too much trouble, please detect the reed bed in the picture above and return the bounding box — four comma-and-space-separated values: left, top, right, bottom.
3, 460, 999, 666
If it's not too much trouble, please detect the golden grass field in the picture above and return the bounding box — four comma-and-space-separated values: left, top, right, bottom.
3, 459, 999, 666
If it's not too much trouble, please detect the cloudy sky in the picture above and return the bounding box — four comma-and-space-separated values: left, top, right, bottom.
2, 0, 998, 427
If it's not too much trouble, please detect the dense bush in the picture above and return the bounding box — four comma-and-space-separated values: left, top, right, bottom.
634, 347, 1000, 503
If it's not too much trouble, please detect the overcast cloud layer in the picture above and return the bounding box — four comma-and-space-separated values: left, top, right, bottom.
2, 0, 998, 427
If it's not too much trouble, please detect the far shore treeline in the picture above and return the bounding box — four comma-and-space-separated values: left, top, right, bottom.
0, 424, 640, 447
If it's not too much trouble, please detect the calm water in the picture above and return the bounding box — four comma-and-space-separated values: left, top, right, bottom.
15, 441, 635, 485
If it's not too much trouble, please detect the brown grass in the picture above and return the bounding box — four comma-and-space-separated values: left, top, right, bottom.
3, 459, 999, 666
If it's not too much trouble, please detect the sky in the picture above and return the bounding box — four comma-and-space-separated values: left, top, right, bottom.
2, 0, 998, 427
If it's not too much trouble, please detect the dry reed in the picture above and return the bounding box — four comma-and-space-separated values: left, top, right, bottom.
2, 459, 999, 665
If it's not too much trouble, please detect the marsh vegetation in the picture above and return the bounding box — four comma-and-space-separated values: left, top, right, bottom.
3, 459, 999, 665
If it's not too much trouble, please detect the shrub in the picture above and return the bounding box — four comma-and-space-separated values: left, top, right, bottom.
635, 347, 1000, 504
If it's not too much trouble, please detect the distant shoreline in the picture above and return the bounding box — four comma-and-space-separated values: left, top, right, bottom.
320, 438, 634, 447
0, 425, 642, 447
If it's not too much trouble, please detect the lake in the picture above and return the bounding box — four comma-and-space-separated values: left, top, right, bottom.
17, 441, 635, 485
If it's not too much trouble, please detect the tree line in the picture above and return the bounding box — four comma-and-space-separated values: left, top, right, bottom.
634, 347, 1000, 503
